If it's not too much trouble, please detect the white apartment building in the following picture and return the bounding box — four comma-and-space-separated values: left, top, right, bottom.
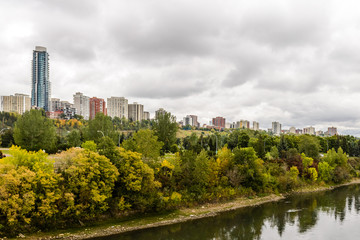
107, 97, 128, 119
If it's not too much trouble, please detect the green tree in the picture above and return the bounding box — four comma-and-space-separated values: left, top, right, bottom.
84, 113, 115, 143
66, 129, 82, 147
81, 140, 97, 152
13, 109, 56, 152
192, 150, 211, 194
298, 135, 320, 159
97, 136, 120, 162
122, 129, 164, 161
238, 131, 250, 148
318, 161, 334, 182
152, 112, 178, 153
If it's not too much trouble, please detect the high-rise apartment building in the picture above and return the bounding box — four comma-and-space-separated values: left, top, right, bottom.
303, 126, 315, 135
212, 117, 226, 129
31, 46, 50, 111
143, 111, 150, 120
328, 127, 337, 136
0, 94, 31, 114
253, 121, 259, 131
183, 115, 199, 127
239, 120, 250, 129
89, 97, 106, 120
289, 127, 296, 134
183, 115, 193, 126
128, 102, 144, 122
73, 92, 90, 120
155, 108, 166, 118
50, 98, 61, 112
107, 97, 128, 119
272, 121, 281, 136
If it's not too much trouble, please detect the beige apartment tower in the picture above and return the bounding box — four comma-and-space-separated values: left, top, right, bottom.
107, 97, 128, 119
0, 94, 31, 114
128, 102, 144, 121
73, 92, 90, 120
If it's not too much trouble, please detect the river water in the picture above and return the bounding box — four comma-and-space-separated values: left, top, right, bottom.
94, 184, 360, 240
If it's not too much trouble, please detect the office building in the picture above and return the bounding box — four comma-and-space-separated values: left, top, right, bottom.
73, 92, 90, 120
107, 97, 128, 119
89, 97, 106, 120
272, 121, 282, 136
128, 102, 144, 121
31, 46, 51, 111
0, 94, 31, 114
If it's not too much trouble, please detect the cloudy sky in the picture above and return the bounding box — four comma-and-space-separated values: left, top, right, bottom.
1, 0, 360, 134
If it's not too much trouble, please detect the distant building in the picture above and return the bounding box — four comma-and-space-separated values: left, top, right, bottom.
143, 111, 150, 121
31, 46, 51, 111
296, 129, 303, 134
0, 94, 31, 114
60, 101, 76, 119
73, 92, 90, 120
128, 102, 144, 121
89, 97, 106, 120
316, 130, 324, 136
212, 117, 226, 129
253, 121, 259, 131
328, 127, 337, 136
189, 115, 199, 127
46, 110, 63, 119
272, 122, 281, 135
107, 97, 128, 119
239, 120, 250, 129
155, 108, 167, 118
289, 126, 296, 134
183, 115, 193, 127
303, 126, 315, 135
50, 98, 61, 112
183, 115, 199, 127
225, 122, 231, 129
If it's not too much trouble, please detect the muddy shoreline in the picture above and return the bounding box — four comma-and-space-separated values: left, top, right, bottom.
20, 179, 360, 240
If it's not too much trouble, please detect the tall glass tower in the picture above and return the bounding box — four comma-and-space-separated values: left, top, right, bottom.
31, 46, 50, 111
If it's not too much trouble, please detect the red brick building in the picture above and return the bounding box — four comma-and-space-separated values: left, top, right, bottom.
89, 97, 106, 119
212, 116, 226, 129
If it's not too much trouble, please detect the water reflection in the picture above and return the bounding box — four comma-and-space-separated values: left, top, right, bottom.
93, 184, 360, 240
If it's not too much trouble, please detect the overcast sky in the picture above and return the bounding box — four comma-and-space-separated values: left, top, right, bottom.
1, 0, 360, 134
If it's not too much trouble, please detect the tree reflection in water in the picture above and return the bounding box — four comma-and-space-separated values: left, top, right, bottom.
92, 185, 360, 240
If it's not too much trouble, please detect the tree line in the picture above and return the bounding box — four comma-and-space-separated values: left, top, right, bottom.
1, 109, 360, 237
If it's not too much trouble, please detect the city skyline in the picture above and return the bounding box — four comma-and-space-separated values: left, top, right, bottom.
1, 1, 360, 134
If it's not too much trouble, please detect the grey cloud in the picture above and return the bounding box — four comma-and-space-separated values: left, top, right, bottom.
3, 0, 360, 135
238, 1, 331, 48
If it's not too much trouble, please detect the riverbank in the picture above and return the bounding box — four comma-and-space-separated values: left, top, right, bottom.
15, 178, 360, 240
